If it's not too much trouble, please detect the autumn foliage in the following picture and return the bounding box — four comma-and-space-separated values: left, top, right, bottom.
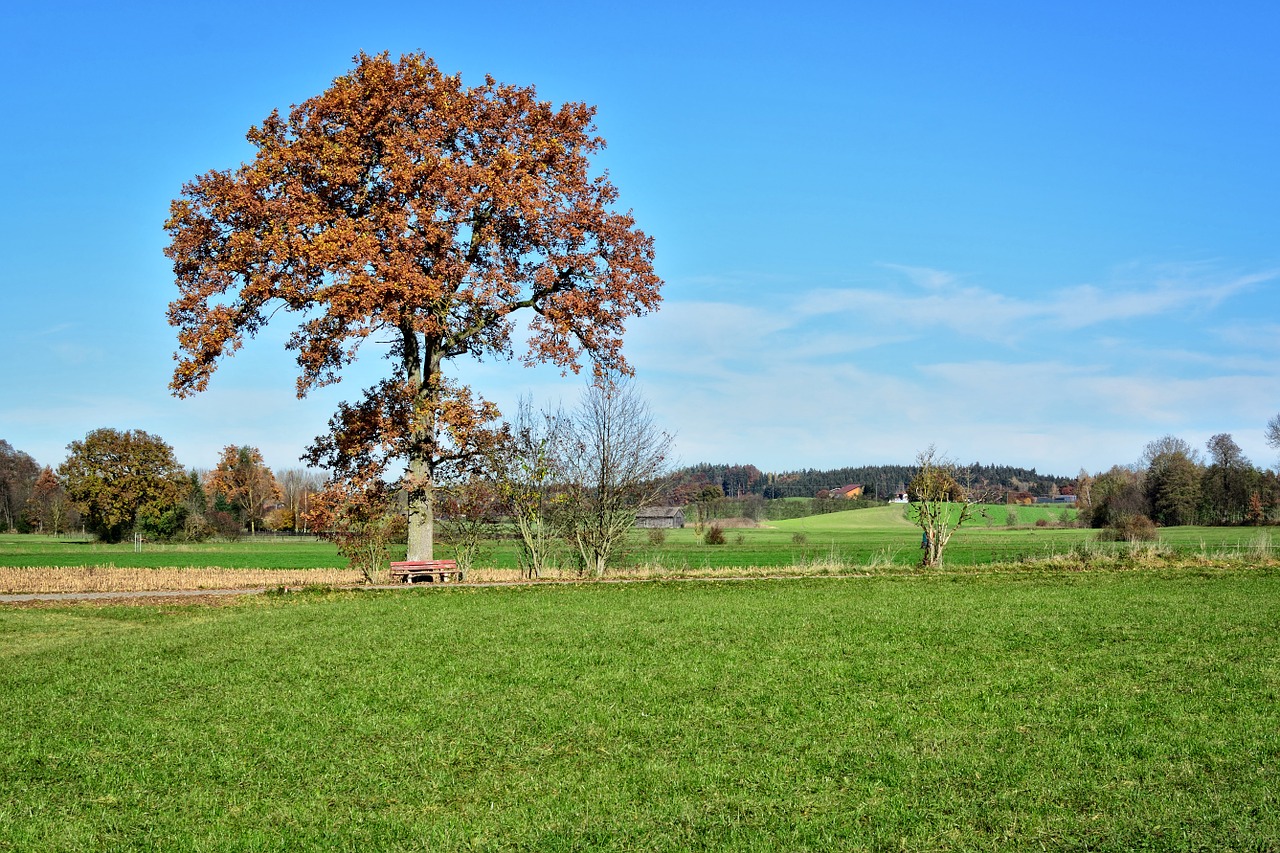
165, 52, 661, 560
204, 445, 282, 534
303, 479, 405, 583
57, 429, 186, 543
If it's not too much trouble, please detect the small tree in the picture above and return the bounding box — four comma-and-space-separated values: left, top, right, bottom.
909, 446, 993, 568
207, 510, 243, 542
1086, 466, 1149, 529
205, 446, 283, 534
437, 478, 503, 575
27, 467, 73, 535
1097, 514, 1158, 543
496, 398, 568, 579
306, 480, 404, 583
560, 377, 672, 577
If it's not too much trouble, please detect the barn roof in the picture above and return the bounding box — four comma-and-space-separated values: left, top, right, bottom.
636, 506, 684, 518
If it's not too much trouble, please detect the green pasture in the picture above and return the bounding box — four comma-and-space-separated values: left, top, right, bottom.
2, 572, 1277, 850
2, 505, 1277, 573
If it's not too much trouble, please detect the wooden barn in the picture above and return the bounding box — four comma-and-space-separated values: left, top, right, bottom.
635, 507, 686, 529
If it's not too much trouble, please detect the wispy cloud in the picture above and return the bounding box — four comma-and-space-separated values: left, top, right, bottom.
619, 261, 1280, 472
794, 263, 1273, 341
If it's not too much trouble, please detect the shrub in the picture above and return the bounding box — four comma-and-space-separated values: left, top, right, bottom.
792, 532, 808, 545
207, 510, 243, 541
704, 526, 726, 545
646, 527, 667, 546
136, 507, 188, 542
180, 513, 215, 542
1035, 518, 1048, 527
1097, 514, 1158, 543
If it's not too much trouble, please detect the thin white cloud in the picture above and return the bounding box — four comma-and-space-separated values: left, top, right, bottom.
876, 263, 961, 291
1211, 321, 1280, 354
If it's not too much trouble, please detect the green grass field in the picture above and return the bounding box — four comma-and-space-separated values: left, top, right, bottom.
4, 506, 1274, 576
2, 572, 1277, 851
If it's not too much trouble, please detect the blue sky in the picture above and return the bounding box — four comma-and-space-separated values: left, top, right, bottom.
3, 0, 1278, 478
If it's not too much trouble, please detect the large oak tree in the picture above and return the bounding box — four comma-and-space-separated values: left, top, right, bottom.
58, 429, 186, 543
166, 53, 662, 559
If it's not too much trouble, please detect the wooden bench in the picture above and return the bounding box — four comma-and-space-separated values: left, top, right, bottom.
389, 559, 462, 584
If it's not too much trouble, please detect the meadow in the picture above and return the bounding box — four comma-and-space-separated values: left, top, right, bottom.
2, 571, 1277, 851
2, 505, 1276, 594
3, 507, 1279, 849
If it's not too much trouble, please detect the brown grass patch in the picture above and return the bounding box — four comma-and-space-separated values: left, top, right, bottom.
2, 593, 252, 609
0, 565, 367, 594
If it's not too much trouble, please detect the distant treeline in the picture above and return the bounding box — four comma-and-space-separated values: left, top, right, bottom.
671, 462, 1073, 501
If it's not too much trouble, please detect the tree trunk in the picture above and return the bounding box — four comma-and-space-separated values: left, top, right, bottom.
407, 454, 434, 561
403, 326, 438, 562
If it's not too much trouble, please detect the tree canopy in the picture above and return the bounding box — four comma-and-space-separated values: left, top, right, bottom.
205, 446, 282, 534
165, 52, 662, 559
57, 429, 186, 543
0, 439, 40, 533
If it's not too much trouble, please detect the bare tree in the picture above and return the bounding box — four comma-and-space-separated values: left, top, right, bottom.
278, 468, 325, 532
437, 478, 503, 575
1266, 414, 1280, 465
560, 378, 673, 577
1141, 435, 1202, 470
496, 397, 568, 579
910, 445, 996, 568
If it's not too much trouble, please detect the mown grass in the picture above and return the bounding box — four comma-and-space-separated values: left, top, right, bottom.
2, 571, 1278, 850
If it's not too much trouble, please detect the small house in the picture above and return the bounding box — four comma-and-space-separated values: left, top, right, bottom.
635, 507, 686, 529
